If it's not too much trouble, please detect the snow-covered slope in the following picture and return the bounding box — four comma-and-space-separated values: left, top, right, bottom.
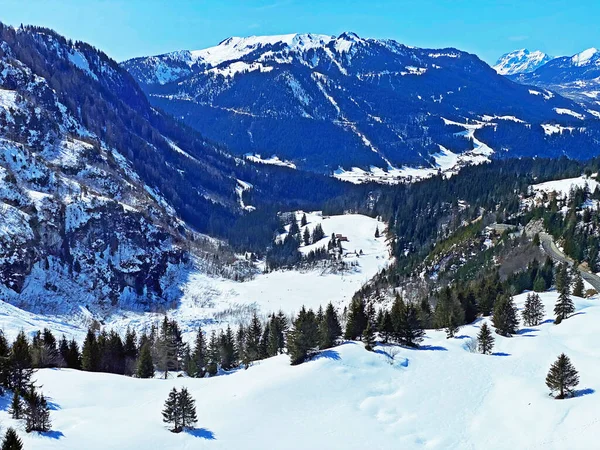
493, 49, 553, 75
123, 33, 596, 179
2, 290, 599, 449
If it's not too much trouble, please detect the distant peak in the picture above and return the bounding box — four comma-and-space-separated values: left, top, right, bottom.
493, 48, 552, 75
338, 32, 360, 40
571, 47, 599, 66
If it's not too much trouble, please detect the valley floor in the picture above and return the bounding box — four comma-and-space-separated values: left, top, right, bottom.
2, 291, 599, 449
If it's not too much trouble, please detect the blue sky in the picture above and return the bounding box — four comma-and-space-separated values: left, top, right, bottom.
2, 0, 599, 63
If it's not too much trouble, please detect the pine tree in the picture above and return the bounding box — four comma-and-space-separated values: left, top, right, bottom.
177, 387, 197, 431
378, 310, 393, 343
546, 353, 579, 399
1, 428, 23, 450
162, 387, 181, 432
288, 306, 319, 365
554, 289, 575, 321
67, 339, 81, 369
23, 388, 51, 433
362, 321, 376, 351
136, 344, 154, 379
300, 213, 308, 227
374, 226, 380, 238
81, 328, 99, 372
390, 294, 406, 343
492, 294, 519, 336
245, 313, 262, 363
344, 297, 368, 340
9, 390, 22, 419
189, 327, 207, 378
219, 326, 237, 370
477, 322, 495, 355
206, 331, 219, 376
398, 303, 425, 347
303, 227, 311, 246
8, 331, 34, 392
434, 289, 464, 338
319, 302, 342, 349
572, 270, 584, 298
555, 263, 570, 293
522, 293, 545, 326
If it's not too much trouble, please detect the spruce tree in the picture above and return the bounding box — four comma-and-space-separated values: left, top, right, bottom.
67, 339, 81, 369
319, 302, 342, 349
177, 387, 197, 431
390, 294, 406, 343
572, 270, 584, 298
344, 297, 367, 340
378, 310, 393, 344
300, 213, 308, 227
362, 322, 376, 351
162, 387, 181, 432
477, 323, 494, 355
554, 289, 575, 321
434, 289, 464, 338
23, 388, 51, 433
1, 428, 23, 450
522, 293, 545, 326
245, 313, 262, 363
9, 390, 22, 419
81, 328, 99, 372
8, 331, 34, 392
546, 353, 579, 399
206, 331, 219, 376
303, 227, 311, 246
189, 327, 207, 378
288, 307, 319, 365
398, 303, 425, 347
492, 295, 519, 336
136, 344, 154, 379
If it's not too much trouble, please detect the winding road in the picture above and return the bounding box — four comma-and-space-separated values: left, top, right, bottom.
539, 232, 600, 292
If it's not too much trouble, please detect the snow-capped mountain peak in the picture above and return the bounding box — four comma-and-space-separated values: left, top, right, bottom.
571, 47, 600, 66
493, 48, 553, 75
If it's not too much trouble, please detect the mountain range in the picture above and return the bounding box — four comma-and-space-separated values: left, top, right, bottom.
123, 33, 600, 179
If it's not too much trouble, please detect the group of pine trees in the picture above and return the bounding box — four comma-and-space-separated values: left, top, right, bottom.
162, 387, 197, 433
0, 330, 52, 435
1, 428, 23, 450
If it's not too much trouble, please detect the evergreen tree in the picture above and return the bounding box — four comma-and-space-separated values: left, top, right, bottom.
288, 307, 319, 365
418, 298, 433, 329
318, 302, 342, 349
206, 331, 219, 376
434, 288, 464, 338
303, 227, 311, 246
461, 290, 479, 324
136, 344, 155, 379
162, 387, 181, 432
546, 353, 579, 399
81, 328, 99, 372
9, 390, 22, 419
390, 294, 406, 343
123, 327, 138, 375
289, 215, 300, 237
1, 428, 23, 450
554, 289, 575, 321
219, 326, 237, 370
572, 270, 584, 298
344, 297, 368, 340
492, 294, 519, 336
477, 323, 494, 355
532, 274, 547, 293
398, 303, 425, 347
555, 263, 570, 293
374, 226, 380, 238
189, 327, 207, 378
378, 310, 393, 343
362, 322, 376, 351
245, 313, 263, 363
522, 293, 545, 326
177, 387, 197, 431
300, 213, 308, 227
67, 339, 81, 369
23, 388, 51, 433
7, 331, 33, 392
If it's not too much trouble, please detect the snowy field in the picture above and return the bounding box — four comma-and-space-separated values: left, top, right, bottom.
1, 291, 599, 449
531, 175, 599, 198
0, 212, 390, 342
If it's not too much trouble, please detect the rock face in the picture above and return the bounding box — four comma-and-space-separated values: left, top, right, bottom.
123, 33, 599, 173
0, 24, 250, 315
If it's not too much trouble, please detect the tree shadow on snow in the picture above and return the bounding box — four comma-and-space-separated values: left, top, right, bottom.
569, 312, 586, 318
0, 394, 10, 411
40, 431, 65, 440
187, 428, 216, 440
541, 319, 555, 325
311, 349, 341, 361
517, 328, 538, 336
574, 388, 595, 398
454, 335, 471, 340
492, 352, 511, 357
419, 345, 448, 351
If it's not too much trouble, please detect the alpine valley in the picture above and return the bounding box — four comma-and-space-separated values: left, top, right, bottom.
1, 20, 600, 450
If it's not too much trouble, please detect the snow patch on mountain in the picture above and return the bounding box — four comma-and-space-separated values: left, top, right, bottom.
494, 49, 553, 75
554, 107, 585, 120
572, 48, 600, 67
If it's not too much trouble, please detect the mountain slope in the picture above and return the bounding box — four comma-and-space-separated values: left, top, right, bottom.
509, 48, 600, 109
493, 49, 553, 75
123, 33, 599, 176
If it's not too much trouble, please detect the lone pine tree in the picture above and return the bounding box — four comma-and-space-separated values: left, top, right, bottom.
546, 353, 579, 399
554, 289, 575, 321
477, 323, 495, 355
163, 387, 197, 433
1, 428, 23, 450
522, 293, 545, 326
492, 295, 519, 336
23, 388, 51, 433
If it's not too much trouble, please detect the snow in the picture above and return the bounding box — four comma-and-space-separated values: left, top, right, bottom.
0, 88, 18, 110
554, 108, 585, 120
67, 50, 98, 80
245, 153, 296, 169
235, 179, 255, 212
481, 114, 525, 123
493, 49, 552, 76
2, 291, 600, 449
571, 48, 599, 67
531, 175, 599, 198
541, 124, 579, 135
207, 61, 273, 78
